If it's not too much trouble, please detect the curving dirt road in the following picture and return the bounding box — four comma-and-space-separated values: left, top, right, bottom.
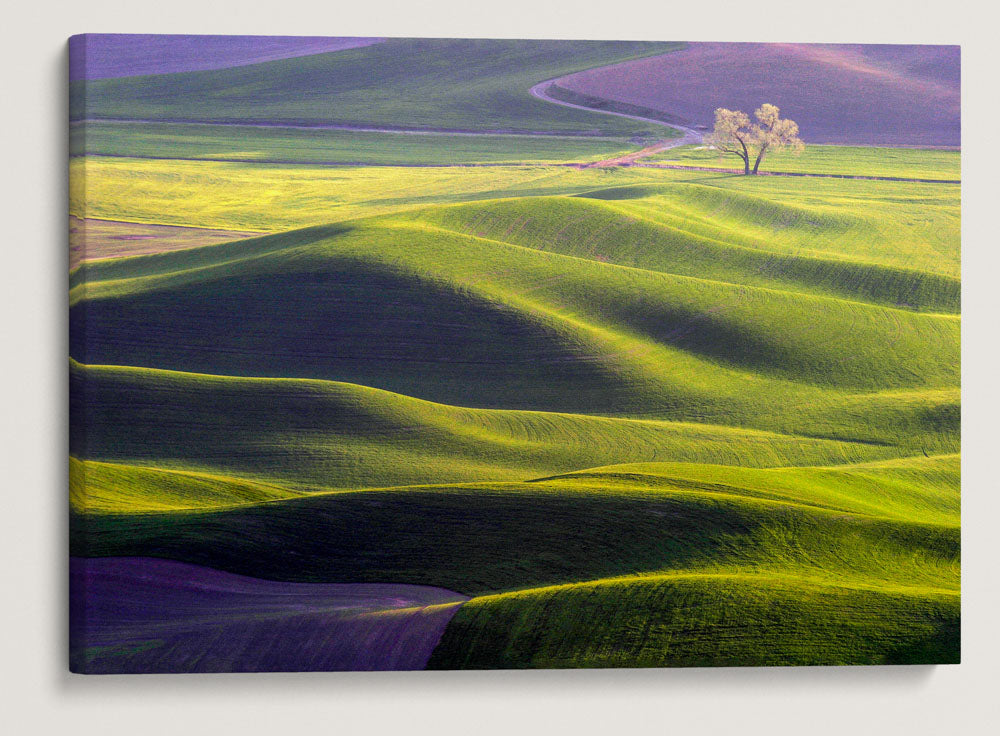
528, 78, 702, 167
78, 76, 707, 148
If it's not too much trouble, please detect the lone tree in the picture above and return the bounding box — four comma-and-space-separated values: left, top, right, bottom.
705, 104, 803, 175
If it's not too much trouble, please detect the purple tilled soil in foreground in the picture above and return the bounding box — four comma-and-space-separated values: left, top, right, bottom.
70, 557, 468, 674
556, 43, 959, 146
69, 35, 382, 80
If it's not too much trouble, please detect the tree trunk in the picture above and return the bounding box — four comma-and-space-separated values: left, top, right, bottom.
737, 137, 751, 175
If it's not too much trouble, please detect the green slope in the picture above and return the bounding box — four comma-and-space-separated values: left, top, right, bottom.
537, 454, 959, 525
415, 194, 960, 313
71, 456, 958, 591
71, 39, 682, 134
71, 361, 897, 492
429, 573, 958, 668
70, 456, 302, 513
74, 221, 959, 394
70, 158, 665, 232
578, 178, 960, 278
72, 481, 763, 589
70, 160, 960, 274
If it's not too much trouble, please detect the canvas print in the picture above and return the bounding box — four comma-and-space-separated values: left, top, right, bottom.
68, 35, 960, 673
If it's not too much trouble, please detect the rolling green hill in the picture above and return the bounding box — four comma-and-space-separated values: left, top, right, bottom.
70, 158, 960, 280
70, 456, 302, 513
70, 157, 661, 230
71, 456, 958, 591
71, 39, 682, 134
580, 178, 961, 278
535, 455, 959, 525
72, 215, 958, 394
428, 457, 959, 668
429, 572, 958, 668
416, 194, 960, 312
70, 361, 904, 492
70, 188, 959, 458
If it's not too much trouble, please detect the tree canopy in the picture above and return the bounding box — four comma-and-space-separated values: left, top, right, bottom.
705, 104, 804, 175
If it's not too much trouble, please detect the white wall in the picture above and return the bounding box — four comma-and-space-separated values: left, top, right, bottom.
2, 1, 997, 734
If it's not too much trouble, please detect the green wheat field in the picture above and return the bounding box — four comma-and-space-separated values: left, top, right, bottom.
69, 37, 960, 672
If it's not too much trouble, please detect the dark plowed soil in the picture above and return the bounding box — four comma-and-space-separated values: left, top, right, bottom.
555, 43, 959, 146
70, 557, 468, 673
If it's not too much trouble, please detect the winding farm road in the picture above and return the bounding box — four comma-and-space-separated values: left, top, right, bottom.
78, 74, 703, 146
528, 78, 702, 166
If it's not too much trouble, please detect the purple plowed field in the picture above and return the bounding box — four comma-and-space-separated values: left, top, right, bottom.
70, 557, 468, 674
555, 43, 959, 146
69, 217, 260, 269
69, 35, 383, 80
